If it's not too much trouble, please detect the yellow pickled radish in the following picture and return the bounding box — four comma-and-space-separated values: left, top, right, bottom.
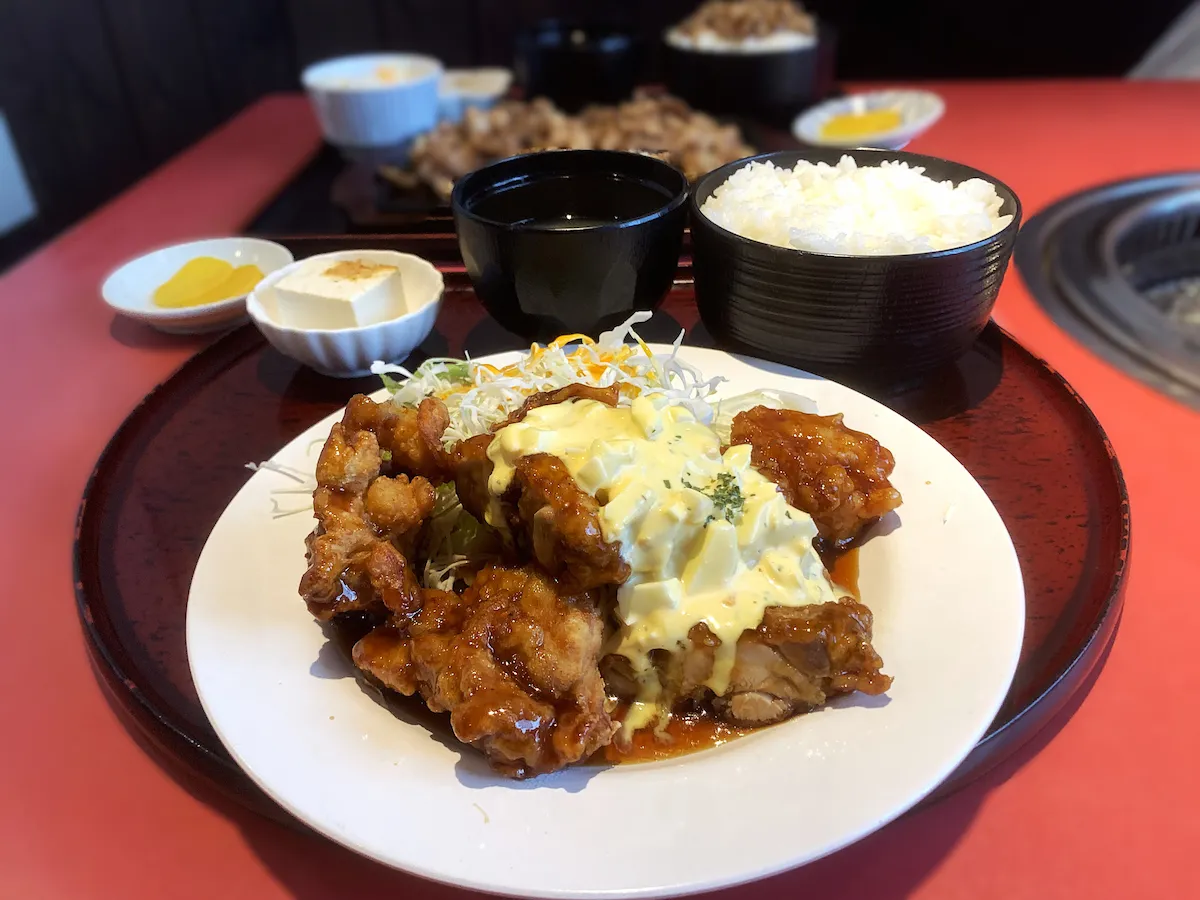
152, 257, 265, 309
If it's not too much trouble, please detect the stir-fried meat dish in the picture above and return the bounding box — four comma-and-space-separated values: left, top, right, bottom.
674, 0, 816, 40
397, 92, 754, 199
299, 381, 901, 778
730, 406, 903, 552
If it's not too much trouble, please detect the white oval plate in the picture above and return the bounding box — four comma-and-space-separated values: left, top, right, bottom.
187, 345, 1024, 899
793, 89, 945, 150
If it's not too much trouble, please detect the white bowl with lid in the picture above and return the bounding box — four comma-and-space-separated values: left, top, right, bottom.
247, 250, 444, 378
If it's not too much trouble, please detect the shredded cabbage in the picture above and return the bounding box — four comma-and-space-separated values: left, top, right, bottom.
371, 312, 726, 442
368, 312, 816, 588
421, 483, 501, 590
711, 388, 818, 444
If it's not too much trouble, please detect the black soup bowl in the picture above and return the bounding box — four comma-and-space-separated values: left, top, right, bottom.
453, 149, 688, 341
689, 148, 1022, 387
516, 20, 643, 113
662, 29, 835, 128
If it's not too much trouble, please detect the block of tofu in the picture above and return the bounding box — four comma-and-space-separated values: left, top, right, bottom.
272, 257, 407, 329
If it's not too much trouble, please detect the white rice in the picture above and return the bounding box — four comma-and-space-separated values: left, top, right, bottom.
699, 155, 1013, 255
665, 28, 816, 53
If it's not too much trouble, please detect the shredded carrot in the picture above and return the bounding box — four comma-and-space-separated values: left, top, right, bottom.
549, 333, 596, 350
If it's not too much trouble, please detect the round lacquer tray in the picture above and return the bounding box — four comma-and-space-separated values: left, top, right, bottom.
75, 257, 1129, 827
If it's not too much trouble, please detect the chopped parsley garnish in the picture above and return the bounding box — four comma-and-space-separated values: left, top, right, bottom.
380, 449, 393, 462
682, 472, 744, 524
663, 479, 672, 489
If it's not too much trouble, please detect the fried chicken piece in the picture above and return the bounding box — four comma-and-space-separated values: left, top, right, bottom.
607, 599, 890, 727
300, 404, 438, 621
314, 423, 380, 492
444, 385, 630, 591
509, 454, 631, 591
301, 489, 380, 619
449, 433, 495, 525
493, 382, 620, 429
451, 447, 630, 591
301, 478, 434, 621
730, 406, 902, 551
365, 474, 436, 535
340, 393, 451, 482
452, 383, 621, 525
717, 600, 891, 724
353, 565, 616, 777
388, 397, 451, 481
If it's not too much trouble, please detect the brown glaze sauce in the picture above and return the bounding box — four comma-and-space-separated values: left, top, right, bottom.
602, 710, 754, 764
331, 548, 861, 768
824, 546, 860, 597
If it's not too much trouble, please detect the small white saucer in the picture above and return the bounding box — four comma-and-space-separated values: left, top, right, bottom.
793, 90, 945, 150
101, 237, 294, 335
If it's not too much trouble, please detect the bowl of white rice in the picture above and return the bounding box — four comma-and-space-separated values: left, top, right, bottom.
689, 148, 1021, 384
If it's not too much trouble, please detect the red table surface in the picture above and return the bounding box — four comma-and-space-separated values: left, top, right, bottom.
2, 82, 1198, 899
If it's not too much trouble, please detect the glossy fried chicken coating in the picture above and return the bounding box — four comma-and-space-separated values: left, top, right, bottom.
717, 600, 891, 725
448, 433, 496, 526
730, 406, 902, 551
452, 383, 619, 523
299, 418, 436, 622
444, 385, 630, 591
493, 382, 620, 430
603, 599, 890, 728
509, 454, 631, 591
353, 564, 616, 777
341, 393, 451, 482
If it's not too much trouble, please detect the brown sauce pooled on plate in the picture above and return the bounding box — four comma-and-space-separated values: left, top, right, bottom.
825, 546, 860, 597
603, 712, 754, 764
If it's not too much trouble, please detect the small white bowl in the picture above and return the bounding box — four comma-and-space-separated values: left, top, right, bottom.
303, 53, 443, 148
246, 249, 443, 378
793, 89, 945, 150
438, 67, 513, 123
101, 237, 295, 335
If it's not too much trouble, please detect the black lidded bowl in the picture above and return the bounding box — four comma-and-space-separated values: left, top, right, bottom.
689, 148, 1022, 387
452, 149, 688, 341
662, 27, 835, 128
515, 19, 643, 113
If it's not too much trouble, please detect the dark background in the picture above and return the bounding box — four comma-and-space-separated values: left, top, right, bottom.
0, 0, 1190, 269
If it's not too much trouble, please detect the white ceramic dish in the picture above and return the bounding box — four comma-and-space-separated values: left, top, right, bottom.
793, 89, 945, 150
246, 249, 443, 378
187, 345, 1025, 898
101, 237, 294, 335
439, 67, 513, 123
303, 53, 443, 148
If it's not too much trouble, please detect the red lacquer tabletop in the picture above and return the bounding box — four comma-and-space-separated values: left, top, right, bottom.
3, 83, 1200, 899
